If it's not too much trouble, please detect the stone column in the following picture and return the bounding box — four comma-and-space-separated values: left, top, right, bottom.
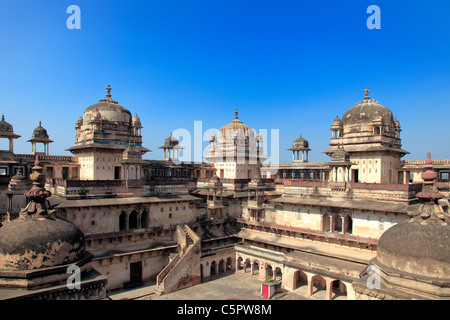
307, 275, 314, 296
326, 278, 333, 300
259, 264, 266, 281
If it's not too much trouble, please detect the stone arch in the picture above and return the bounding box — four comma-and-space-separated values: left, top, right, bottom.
128, 210, 139, 230
244, 258, 251, 273
331, 279, 347, 300
236, 256, 244, 271
252, 259, 260, 276
333, 214, 342, 232
311, 274, 327, 296
119, 211, 127, 231
274, 267, 282, 281
344, 214, 353, 234
210, 261, 217, 277
265, 264, 274, 280
218, 259, 225, 274
141, 209, 149, 229
226, 257, 233, 272
294, 269, 308, 289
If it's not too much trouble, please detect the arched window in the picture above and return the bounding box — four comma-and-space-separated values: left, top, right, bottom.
226, 257, 233, 272
344, 215, 353, 234
210, 261, 216, 276
119, 211, 127, 231
129, 210, 138, 230
218, 259, 225, 274
333, 215, 342, 232
141, 210, 149, 229
322, 213, 331, 232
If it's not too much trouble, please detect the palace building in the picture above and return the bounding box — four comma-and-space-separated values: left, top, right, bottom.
0, 86, 448, 300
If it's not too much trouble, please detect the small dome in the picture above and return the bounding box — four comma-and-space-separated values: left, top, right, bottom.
330, 116, 343, 129
8, 171, 29, 192
160, 133, 180, 148
75, 116, 83, 127
208, 175, 223, 188
0, 115, 14, 133
330, 144, 350, 163
132, 113, 142, 126
29, 121, 52, 142
256, 132, 263, 142
394, 117, 401, 131
292, 134, 309, 149
0, 215, 86, 271
123, 144, 142, 160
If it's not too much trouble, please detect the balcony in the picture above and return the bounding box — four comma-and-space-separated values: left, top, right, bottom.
207, 200, 224, 209
247, 200, 264, 210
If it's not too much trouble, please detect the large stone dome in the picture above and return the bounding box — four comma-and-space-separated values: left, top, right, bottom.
341, 89, 397, 137
342, 101, 394, 126
376, 219, 450, 279
0, 215, 86, 271
83, 85, 132, 123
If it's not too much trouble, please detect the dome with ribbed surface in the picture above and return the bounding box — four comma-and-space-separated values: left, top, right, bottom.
219, 108, 254, 138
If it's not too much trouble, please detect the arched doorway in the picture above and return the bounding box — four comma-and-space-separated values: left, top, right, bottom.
210, 261, 217, 277
333, 215, 342, 232
294, 270, 308, 290
244, 259, 251, 273
344, 215, 353, 234
265, 264, 273, 280
311, 275, 326, 297
274, 267, 282, 281
252, 260, 259, 276
331, 280, 347, 300
236, 257, 243, 271
226, 257, 232, 272
218, 259, 225, 274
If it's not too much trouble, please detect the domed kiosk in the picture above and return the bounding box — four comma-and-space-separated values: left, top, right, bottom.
204, 108, 266, 181
322, 89, 409, 184
353, 153, 450, 300
27, 121, 53, 156
67, 85, 150, 180
0, 157, 107, 300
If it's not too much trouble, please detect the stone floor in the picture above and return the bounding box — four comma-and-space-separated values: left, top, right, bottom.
107, 271, 347, 300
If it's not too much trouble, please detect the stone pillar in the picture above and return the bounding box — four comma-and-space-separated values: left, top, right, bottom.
326, 278, 333, 300
307, 275, 314, 296
259, 264, 266, 281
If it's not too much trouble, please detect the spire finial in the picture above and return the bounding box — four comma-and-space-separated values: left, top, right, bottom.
234, 108, 238, 120
106, 84, 112, 98
363, 88, 370, 100
39, 121, 42, 127
99, 84, 118, 104
1, 114, 4, 122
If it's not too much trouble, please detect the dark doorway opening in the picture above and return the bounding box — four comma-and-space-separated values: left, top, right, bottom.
126, 261, 143, 288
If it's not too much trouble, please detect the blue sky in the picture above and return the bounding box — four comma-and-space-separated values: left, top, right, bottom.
0, 0, 449, 163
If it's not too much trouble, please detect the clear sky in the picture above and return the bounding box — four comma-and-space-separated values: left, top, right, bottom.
0, 0, 449, 163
